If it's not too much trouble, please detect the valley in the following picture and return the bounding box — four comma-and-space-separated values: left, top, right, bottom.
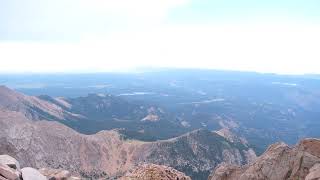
1, 69, 320, 179
0, 87, 255, 179
2, 70, 320, 152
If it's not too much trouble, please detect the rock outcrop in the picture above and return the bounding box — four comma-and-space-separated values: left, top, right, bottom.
0, 155, 21, 180
39, 168, 78, 180
306, 163, 320, 180
0, 155, 79, 180
120, 164, 191, 180
0, 154, 191, 180
208, 138, 320, 180
21, 167, 47, 180
0, 155, 20, 171
0, 164, 20, 180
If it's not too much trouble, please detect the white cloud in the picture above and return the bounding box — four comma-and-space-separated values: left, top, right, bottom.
1, 23, 320, 74
77, 0, 190, 28
1, 0, 190, 39
1, 0, 320, 74
79, 0, 188, 18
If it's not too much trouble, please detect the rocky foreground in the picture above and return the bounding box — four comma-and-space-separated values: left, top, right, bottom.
208, 138, 320, 180
0, 154, 191, 180
0, 154, 80, 180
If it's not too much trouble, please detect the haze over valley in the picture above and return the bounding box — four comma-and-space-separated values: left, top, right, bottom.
0, 70, 320, 179
1, 0, 320, 179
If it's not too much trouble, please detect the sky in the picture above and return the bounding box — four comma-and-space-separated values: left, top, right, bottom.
0, 0, 320, 74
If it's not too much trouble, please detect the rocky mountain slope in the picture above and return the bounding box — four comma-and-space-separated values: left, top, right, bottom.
208, 138, 320, 180
0, 85, 79, 121
0, 86, 255, 179
142, 129, 256, 179
0, 85, 187, 141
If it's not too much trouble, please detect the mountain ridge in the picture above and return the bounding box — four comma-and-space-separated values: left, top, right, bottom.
0, 86, 255, 179
0, 85, 188, 141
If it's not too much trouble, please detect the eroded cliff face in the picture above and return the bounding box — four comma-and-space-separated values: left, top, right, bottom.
208, 139, 320, 180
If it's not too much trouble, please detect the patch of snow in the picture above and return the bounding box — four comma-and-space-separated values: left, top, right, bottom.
201, 122, 207, 127
197, 90, 207, 95
178, 98, 225, 105
88, 84, 111, 89
272, 82, 298, 86
161, 94, 170, 97
97, 93, 106, 97
117, 92, 155, 96
181, 121, 191, 128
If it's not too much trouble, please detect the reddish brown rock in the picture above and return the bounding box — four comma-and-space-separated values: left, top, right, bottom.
0, 175, 8, 180
0, 164, 20, 180
306, 163, 320, 180
208, 139, 320, 180
120, 164, 191, 180
68, 177, 81, 180
39, 168, 71, 180
298, 139, 320, 158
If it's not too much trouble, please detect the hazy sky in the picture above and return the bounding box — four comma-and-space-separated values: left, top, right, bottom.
1, 0, 320, 74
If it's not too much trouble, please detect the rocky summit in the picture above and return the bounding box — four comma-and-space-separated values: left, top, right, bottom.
208, 138, 320, 180
119, 164, 191, 180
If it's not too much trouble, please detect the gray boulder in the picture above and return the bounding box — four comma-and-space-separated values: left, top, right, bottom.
21, 167, 46, 180
0, 155, 20, 171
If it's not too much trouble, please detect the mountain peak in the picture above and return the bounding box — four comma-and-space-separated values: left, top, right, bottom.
0, 85, 9, 89
0, 85, 19, 96
208, 138, 320, 180
0, 85, 25, 107
0, 86, 71, 121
